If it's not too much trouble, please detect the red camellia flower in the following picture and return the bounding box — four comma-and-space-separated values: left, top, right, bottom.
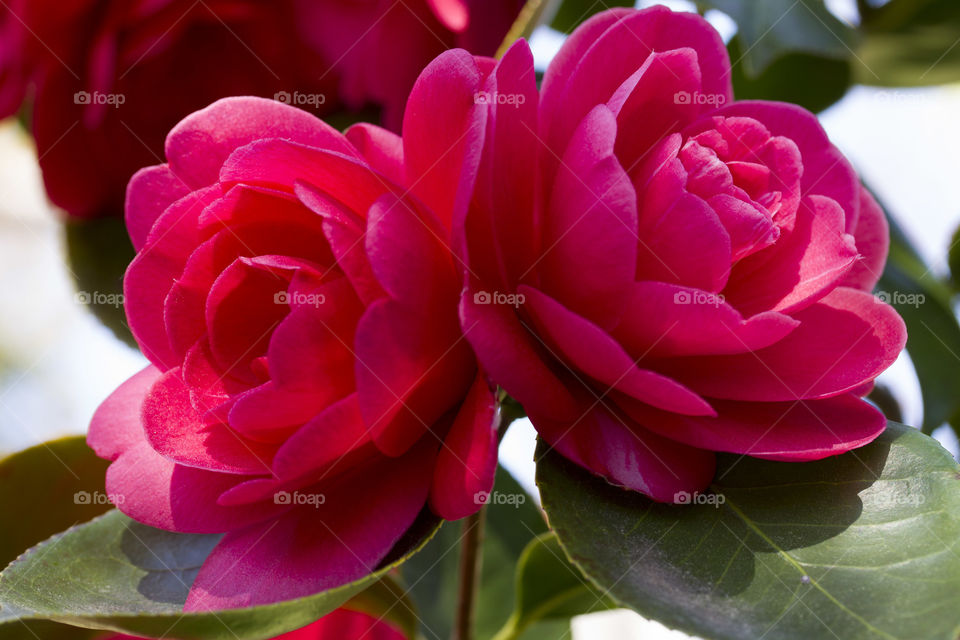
0, 0, 522, 218
87, 94, 499, 610
456, 7, 907, 502
105, 608, 404, 640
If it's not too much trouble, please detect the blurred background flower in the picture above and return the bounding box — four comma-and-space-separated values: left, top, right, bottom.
0, 0, 524, 220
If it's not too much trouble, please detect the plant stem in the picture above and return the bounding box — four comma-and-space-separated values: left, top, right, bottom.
453, 507, 486, 640
495, 0, 562, 58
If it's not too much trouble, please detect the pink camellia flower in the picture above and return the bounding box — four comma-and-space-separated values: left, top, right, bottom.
0, 0, 522, 219
104, 607, 403, 639
88, 94, 500, 610
456, 7, 907, 502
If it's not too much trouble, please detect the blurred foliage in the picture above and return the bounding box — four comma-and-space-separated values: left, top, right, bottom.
857, 0, 960, 86
706, 0, 855, 74
877, 196, 960, 436
0, 437, 111, 640
403, 466, 570, 640
703, 0, 855, 112
0, 437, 111, 568
492, 532, 615, 640
727, 37, 852, 112
868, 383, 904, 423
64, 216, 136, 347
324, 105, 382, 132
949, 224, 960, 290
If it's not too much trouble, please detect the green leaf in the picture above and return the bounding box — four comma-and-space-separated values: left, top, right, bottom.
0, 437, 112, 569
727, 36, 851, 112
0, 437, 113, 640
549, 0, 633, 34
0, 508, 440, 639
878, 208, 960, 434
867, 384, 904, 425
332, 576, 420, 640
948, 224, 960, 291
537, 423, 960, 640
403, 466, 557, 640
707, 0, 855, 76
493, 532, 615, 640
857, 0, 960, 86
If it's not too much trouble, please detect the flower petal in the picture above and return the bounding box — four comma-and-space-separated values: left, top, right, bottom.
184, 443, 435, 610
531, 402, 716, 503
724, 195, 858, 315
143, 369, 276, 475
165, 96, 355, 189
612, 281, 799, 358
430, 374, 498, 520
460, 280, 579, 422
88, 365, 161, 461
402, 48, 487, 233
125, 165, 189, 252
841, 187, 889, 292
520, 286, 714, 417
653, 287, 908, 402
541, 105, 637, 329
619, 393, 886, 462
355, 299, 475, 457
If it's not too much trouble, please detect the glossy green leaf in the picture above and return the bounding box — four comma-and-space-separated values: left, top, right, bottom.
707, 0, 855, 76
867, 384, 904, 424
493, 532, 614, 640
403, 466, 563, 640
879, 208, 960, 434
537, 423, 960, 640
857, 0, 960, 86
0, 508, 439, 640
0, 437, 112, 569
0, 437, 113, 640
336, 577, 420, 640
727, 36, 851, 112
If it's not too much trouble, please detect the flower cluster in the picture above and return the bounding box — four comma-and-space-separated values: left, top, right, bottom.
89, 4, 906, 612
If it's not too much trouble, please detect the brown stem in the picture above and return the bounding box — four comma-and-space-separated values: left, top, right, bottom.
453, 507, 486, 640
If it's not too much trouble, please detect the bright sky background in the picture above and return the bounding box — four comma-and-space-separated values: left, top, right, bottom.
0, 0, 958, 637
